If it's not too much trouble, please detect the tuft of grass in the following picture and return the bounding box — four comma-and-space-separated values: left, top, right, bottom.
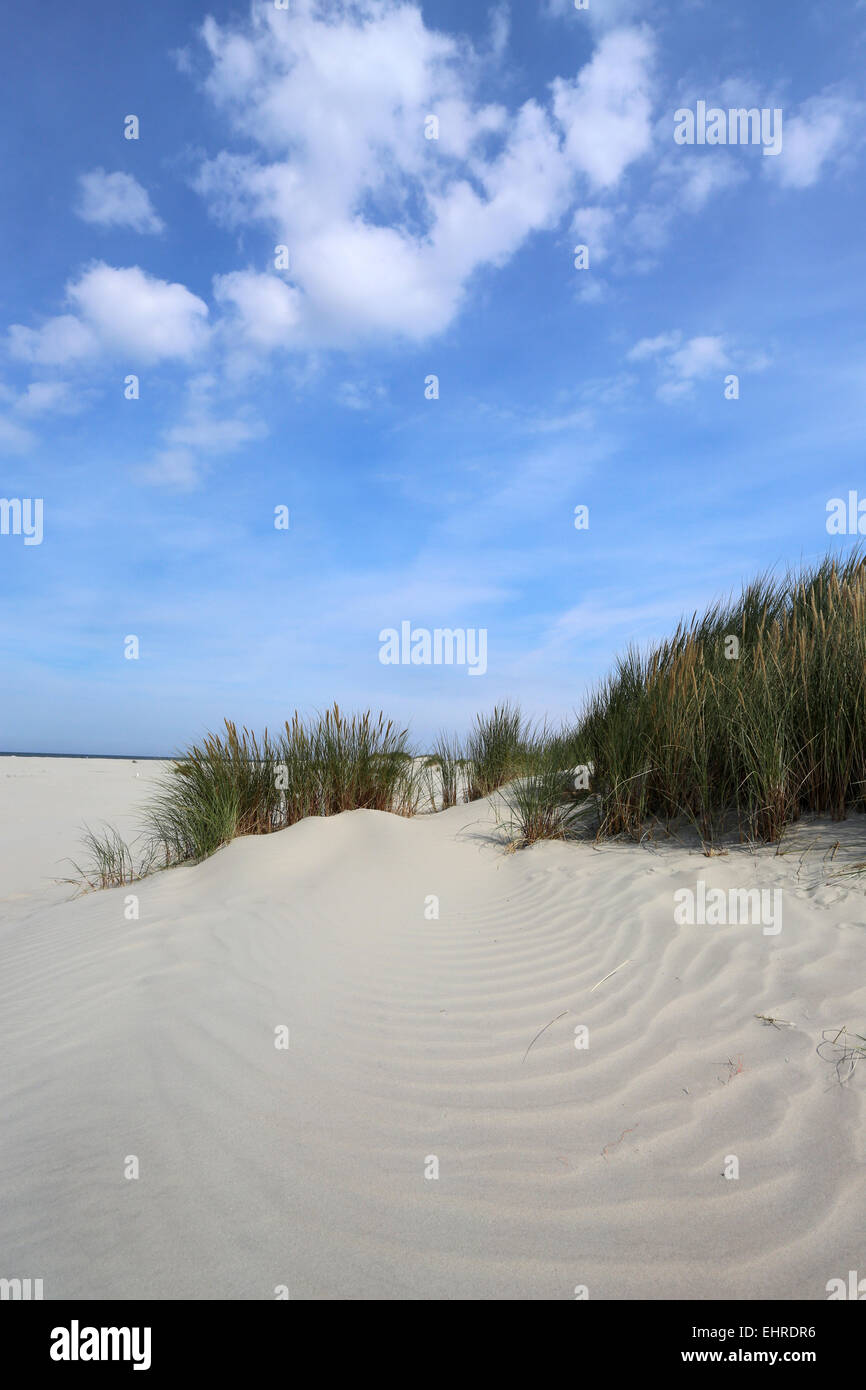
425, 731, 465, 810
145, 720, 275, 865
497, 735, 593, 847
144, 704, 419, 868
305, 705, 418, 817
60, 824, 160, 892
465, 702, 531, 801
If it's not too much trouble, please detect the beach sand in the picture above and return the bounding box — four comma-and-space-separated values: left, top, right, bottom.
0, 755, 864, 1299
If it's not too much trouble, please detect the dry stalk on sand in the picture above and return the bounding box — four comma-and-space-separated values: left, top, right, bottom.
817, 1025, 866, 1085
522, 1010, 569, 1063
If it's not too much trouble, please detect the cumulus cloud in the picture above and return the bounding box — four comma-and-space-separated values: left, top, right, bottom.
551, 28, 655, 189
767, 93, 863, 189
628, 331, 733, 400
213, 270, 304, 348
9, 264, 209, 365
76, 169, 164, 233
69, 265, 209, 360
190, 1, 656, 348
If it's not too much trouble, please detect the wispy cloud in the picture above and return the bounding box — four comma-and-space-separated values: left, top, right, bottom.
76, 169, 165, 234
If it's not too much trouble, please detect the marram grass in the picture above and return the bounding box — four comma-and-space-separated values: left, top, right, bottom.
67, 550, 866, 887
144, 704, 420, 866
579, 549, 866, 845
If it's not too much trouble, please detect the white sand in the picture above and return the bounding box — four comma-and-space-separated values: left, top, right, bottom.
0, 755, 864, 1300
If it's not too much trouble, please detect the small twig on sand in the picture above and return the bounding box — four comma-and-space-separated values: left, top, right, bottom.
522, 1010, 569, 1063
755, 1013, 794, 1029
590, 959, 631, 992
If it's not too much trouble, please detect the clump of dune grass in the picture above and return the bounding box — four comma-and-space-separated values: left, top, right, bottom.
496, 733, 593, 847
145, 720, 282, 865
302, 705, 419, 817
424, 731, 466, 810
145, 704, 419, 867
578, 548, 866, 846
465, 703, 531, 800
60, 824, 160, 892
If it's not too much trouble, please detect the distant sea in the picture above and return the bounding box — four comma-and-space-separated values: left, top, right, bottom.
0, 752, 171, 760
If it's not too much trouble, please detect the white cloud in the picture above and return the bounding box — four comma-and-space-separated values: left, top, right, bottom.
551, 28, 655, 189
9, 264, 210, 365
768, 93, 863, 189
628, 331, 734, 400
8, 314, 98, 366
15, 381, 81, 414
627, 331, 683, 361
575, 77, 860, 278
213, 269, 303, 348
190, 2, 656, 348
69, 265, 209, 360
76, 169, 164, 233
667, 335, 729, 379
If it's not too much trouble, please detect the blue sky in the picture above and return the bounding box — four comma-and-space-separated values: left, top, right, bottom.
1, 0, 864, 754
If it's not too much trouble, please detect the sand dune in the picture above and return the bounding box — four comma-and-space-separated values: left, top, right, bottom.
0, 757, 864, 1299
